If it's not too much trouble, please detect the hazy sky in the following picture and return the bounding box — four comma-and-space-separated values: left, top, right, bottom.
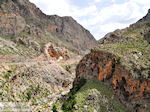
29, 0, 150, 40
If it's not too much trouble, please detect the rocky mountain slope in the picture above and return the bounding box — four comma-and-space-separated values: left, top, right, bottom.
0, 0, 97, 53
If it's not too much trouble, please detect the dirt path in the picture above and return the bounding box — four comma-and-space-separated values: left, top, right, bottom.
0, 60, 50, 66
59, 55, 82, 65
0, 54, 50, 66
0, 54, 82, 71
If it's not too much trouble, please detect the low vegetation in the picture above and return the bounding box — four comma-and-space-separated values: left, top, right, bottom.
54, 79, 128, 112
98, 39, 150, 79
122, 21, 150, 39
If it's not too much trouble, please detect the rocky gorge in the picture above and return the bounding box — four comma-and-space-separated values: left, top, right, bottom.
0, 0, 150, 112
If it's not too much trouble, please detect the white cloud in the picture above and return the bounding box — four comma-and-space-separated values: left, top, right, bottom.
29, 0, 150, 40
111, 0, 116, 2
99, 2, 143, 22
94, 0, 101, 3
82, 1, 149, 39
131, 0, 150, 5
29, 0, 98, 18
78, 1, 146, 39
30, 0, 72, 16
71, 5, 97, 17
91, 22, 130, 39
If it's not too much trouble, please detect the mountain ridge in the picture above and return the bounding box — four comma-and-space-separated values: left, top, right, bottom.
0, 0, 97, 52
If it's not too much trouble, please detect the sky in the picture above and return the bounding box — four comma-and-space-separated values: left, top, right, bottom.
29, 0, 150, 40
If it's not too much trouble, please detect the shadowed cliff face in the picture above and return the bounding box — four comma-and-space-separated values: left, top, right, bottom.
76, 51, 150, 112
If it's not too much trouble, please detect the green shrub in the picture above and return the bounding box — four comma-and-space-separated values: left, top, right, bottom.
61, 78, 86, 112
52, 105, 58, 112
26, 90, 32, 101
115, 56, 121, 64
23, 85, 41, 101
2, 70, 14, 80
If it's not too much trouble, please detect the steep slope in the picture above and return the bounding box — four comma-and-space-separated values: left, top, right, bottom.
0, 0, 97, 53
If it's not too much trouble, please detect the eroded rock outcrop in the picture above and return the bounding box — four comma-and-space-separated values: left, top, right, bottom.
76, 51, 116, 80
44, 42, 69, 59
76, 51, 150, 112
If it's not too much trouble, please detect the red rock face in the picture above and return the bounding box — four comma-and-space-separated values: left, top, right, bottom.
112, 65, 150, 100
98, 58, 115, 81
44, 42, 69, 59
47, 45, 67, 58
76, 51, 150, 111
76, 51, 115, 80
